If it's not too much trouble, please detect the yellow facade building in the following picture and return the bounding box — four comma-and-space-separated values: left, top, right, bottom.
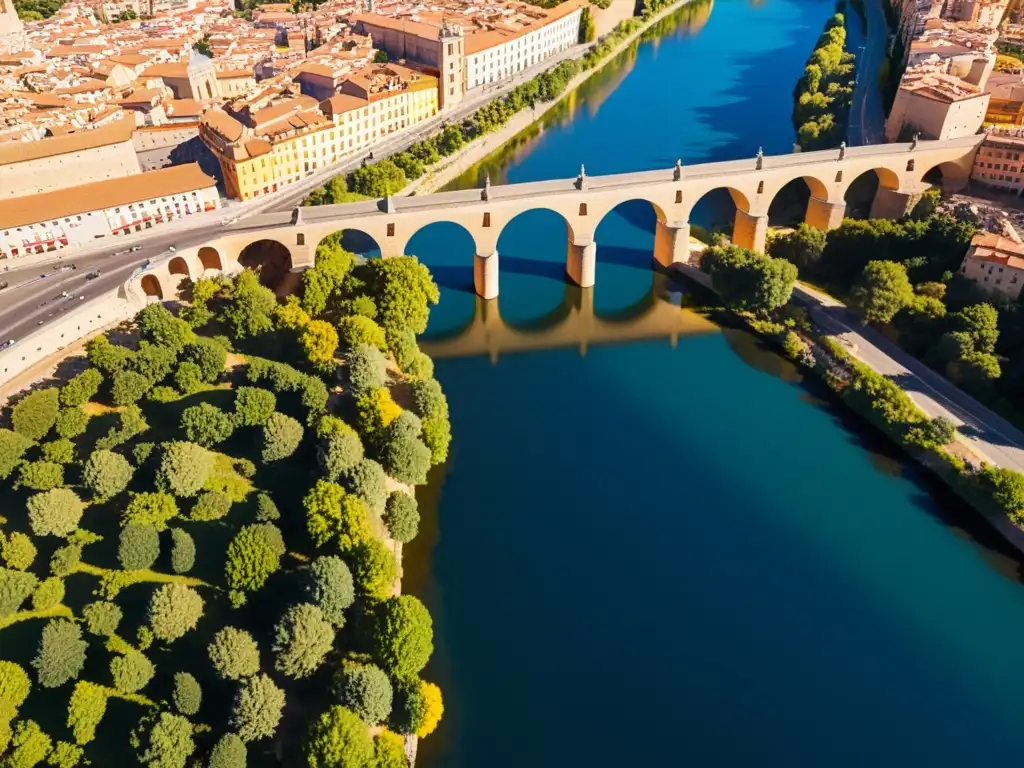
199, 63, 438, 200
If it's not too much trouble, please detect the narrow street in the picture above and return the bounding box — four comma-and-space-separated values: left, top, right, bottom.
847, 0, 888, 146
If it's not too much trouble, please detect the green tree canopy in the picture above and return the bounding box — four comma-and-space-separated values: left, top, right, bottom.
207, 733, 246, 768
261, 413, 304, 462
32, 619, 87, 688
383, 492, 420, 544
123, 492, 179, 530
172, 673, 201, 716
180, 404, 235, 447
365, 595, 434, 678
271, 603, 335, 679
170, 529, 196, 574
208, 627, 261, 680
849, 260, 915, 324
332, 661, 393, 725
225, 524, 281, 592
82, 601, 121, 637
302, 705, 374, 768
157, 442, 214, 497
27, 489, 84, 538
67, 681, 107, 745
304, 555, 355, 627
358, 257, 439, 335
0, 661, 30, 709
231, 674, 285, 743
348, 538, 397, 598
59, 369, 103, 408
133, 712, 195, 768
233, 387, 277, 427
12, 388, 60, 441
110, 652, 155, 693
83, 450, 134, 500
303, 480, 372, 550
148, 584, 204, 642
118, 523, 160, 570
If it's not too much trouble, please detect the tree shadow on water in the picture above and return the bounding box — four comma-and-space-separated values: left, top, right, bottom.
428, 265, 475, 294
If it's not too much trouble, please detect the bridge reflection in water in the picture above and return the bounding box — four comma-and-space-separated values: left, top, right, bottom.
420, 270, 719, 362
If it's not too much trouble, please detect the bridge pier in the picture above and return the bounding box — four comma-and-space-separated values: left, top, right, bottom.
473, 251, 499, 300
804, 197, 846, 232
653, 221, 691, 267
566, 238, 596, 288
733, 210, 769, 253
869, 187, 919, 219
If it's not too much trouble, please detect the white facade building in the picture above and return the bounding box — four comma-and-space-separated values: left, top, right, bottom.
465, 8, 582, 88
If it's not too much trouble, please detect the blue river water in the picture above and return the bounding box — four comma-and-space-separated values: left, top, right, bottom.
397, 1, 1024, 765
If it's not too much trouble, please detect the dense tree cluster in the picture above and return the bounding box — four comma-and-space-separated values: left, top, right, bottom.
792, 14, 855, 150
701, 244, 798, 315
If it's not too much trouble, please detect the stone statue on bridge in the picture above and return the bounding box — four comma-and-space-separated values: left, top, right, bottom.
576, 164, 588, 191
482, 173, 491, 201
673, 158, 683, 181
838, 141, 846, 161
756, 146, 764, 170
911, 133, 919, 150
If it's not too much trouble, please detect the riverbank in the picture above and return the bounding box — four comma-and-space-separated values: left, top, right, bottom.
401, 0, 700, 196
675, 261, 1024, 557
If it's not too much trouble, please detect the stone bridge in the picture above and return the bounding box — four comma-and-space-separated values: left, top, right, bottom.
127, 135, 983, 303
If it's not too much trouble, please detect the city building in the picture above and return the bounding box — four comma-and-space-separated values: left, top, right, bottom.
352, 0, 585, 108
0, 116, 141, 199
140, 49, 219, 100
970, 130, 1024, 193
200, 62, 437, 199
0, 0, 25, 44
885, 63, 990, 141
0, 162, 218, 259
959, 231, 1024, 298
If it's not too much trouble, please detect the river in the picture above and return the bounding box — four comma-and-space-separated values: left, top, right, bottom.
400, 1, 1024, 766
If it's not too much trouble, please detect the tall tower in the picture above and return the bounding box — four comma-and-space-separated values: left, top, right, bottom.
437, 20, 465, 112
0, 0, 25, 48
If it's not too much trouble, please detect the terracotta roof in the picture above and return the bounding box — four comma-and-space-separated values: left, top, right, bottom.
967, 232, 1024, 268
0, 117, 133, 166
321, 92, 366, 116
109, 53, 151, 66
118, 88, 163, 105
201, 107, 244, 141
142, 62, 189, 79
244, 138, 271, 157
215, 68, 253, 79
166, 98, 204, 117
54, 79, 113, 95
0, 163, 217, 230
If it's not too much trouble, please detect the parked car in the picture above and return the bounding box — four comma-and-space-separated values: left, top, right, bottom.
85, 271, 100, 280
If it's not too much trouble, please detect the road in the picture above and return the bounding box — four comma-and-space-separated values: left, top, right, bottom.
794, 283, 1024, 474
0, 42, 592, 342
847, 0, 888, 146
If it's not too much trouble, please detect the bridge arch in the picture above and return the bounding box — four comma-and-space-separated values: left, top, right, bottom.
140, 274, 162, 299
198, 246, 223, 274
919, 160, 971, 190
314, 227, 382, 260
842, 167, 902, 219
593, 198, 667, 316
404, 220, 477, 296
238, 238, 293, 290
766, 175, 831, 228
168, 256, 191, 280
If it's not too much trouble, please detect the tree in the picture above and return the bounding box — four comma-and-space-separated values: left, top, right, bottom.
53, 409, 89, 440
380, 412, 431, 485
111, 370, 153, 406
27, 489, 84, 538
304, 480, 372, 550
0, 429, 34, 479
849, 260, 914, 323
0, 661, 30, 708
110, 652, 154, 693
301, 320, 340, 373
701, 245, 797, 314
261, 413, 304, 462
12, 388, 60, 441
189, 490, 231, 522
233, 387, 276, 427
83, 450, 134, 499
172, 673, 201, 716
303, 556, 355, 627
31, 577, 64, 610
340, 459, 389, 515
207, 733, 246, 768
47, 742, 84, 768
170, 529, 196, 574
365, 595, 433, 677
59, 369, 103, 408
415, 681, 443, 738
347, 343, 387, 393
231, 674, 285, 742
85, 335, 133, 374
132, 342, 177, 383
148, 584, 204, 642
318, 430, 365, 481
137, 303, 194, 352
349, 538, 397, 598
373, 49, 388, 63
383, 492, 419, 544
391, 151, 424, 181
349, 159, 406, 197
16, 461, 63, 491
951, 303, 999, 354
337, 316, 388, 352
123, 492, 179, 530
0, 569, 38, 617
157, 442, 214, 497
360, 257, 439, 334
66, 682, 107, 745
769, 223, 826, 270
302, 705, 374, 768
32, 619, 87, 688
372, 731, 408, 768
272, 603, 335, 679
208, 627, 261, 680
133, 712, 195, 768
222, 271, 278, 340
1, 533, 36, 572
300, 374, 330, 415
333, 661, 393, 725
173, 362, 205, 395
276, 294, 312, 329
354, 388, 402, 445
256, 492, 280, 521
41, 439, 75, 465
82, 601, 121, 637
182, 337, 228, 382
225, 524, 281, 592
118, 523, 160, 570
6, 720, 51, 768
181, 404, 235, 447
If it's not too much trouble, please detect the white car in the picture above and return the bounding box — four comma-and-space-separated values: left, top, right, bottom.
167, 245, 177, 253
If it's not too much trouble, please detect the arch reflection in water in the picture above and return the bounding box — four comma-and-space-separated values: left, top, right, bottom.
405, 221, 478, 340
420, 271, 718, 363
